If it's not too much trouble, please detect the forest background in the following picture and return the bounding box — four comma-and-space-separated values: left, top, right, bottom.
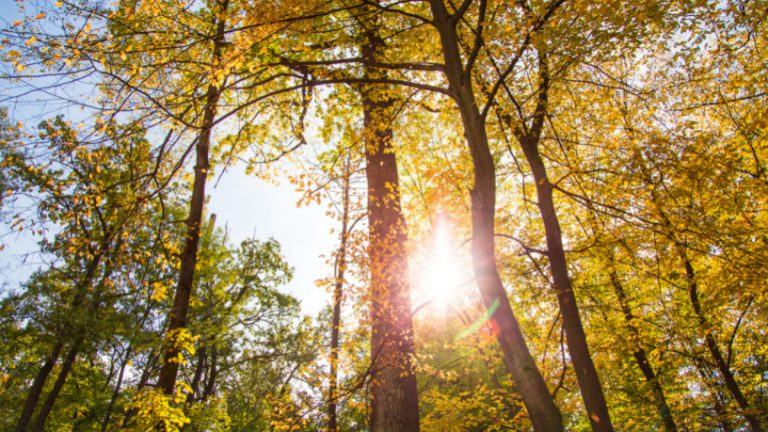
0, 0, 766, 431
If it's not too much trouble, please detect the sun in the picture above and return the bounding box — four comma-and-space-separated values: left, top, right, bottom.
416, 216, 471, 311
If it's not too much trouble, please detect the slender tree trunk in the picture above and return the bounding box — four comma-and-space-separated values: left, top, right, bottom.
30, 339, 82, 432
202, 345, 218, 400
101, 348, 131, 432
608, 267, 677, 432
188, 343, 207, 403
681, 253, 762, 432
15, 340, 65, 432
329, 155, 352, 432
426, 2, 563, 431
694, 358, 735, 432
510, 49, 611, 429
156, 0, 228, 396
120, 349, 159, 428
647, 177, 763, 432
16, 239, 110, 432
360, 18, 420, 432
519, 133, 613, 430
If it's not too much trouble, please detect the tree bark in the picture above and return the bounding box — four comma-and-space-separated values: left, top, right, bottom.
156, 0, 228, 396
360, 17, 420, 432
680, 254, 762, 432
101, 348, 131, 432
328, 154, 351, 432
16, 233, 112, 432
647, 174, 763, 432
202, 345, 218, 400
694, 358, 735, 432
608, 268, 677, 432
15, 340, 65, 432
519, 133, 613, 431
188, 343, 207, 403
502, 47, 612, 430
30, 339, 82, 432
425, 2, 564, 431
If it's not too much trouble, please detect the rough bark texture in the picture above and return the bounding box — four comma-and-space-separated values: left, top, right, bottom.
156, 0, 228, 396
608, 268, 677, 432
361, 18, 420, 432
426, 2, 563, 430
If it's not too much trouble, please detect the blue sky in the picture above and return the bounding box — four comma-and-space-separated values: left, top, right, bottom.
207, 165, 335, 315
0, 2, 336, 316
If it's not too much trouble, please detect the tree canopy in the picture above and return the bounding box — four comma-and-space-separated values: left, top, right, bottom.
1, 0, 766, 431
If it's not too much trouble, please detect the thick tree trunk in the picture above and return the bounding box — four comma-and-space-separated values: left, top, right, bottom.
328, 155, 351, 432
608, 268, 677, 432
360, 20, 420, 432
30, 339, 81, 432
15, 340, 65, 432
156, 0, 228, 396
425, 2, 563, 431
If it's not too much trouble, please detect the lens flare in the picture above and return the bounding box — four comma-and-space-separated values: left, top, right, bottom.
418, 216, 469, 311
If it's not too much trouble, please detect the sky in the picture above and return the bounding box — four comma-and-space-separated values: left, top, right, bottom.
207, 165, 336, 316
0, 159, 337, 317
0, 3, 339, 317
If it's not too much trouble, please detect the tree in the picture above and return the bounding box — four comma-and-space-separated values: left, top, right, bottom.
422, 1, 566, 429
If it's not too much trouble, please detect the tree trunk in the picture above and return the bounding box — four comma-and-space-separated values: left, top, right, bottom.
188, 343, 207, 403
202, 345, 218, 400
360, 18, 420, 432
15, 340, 65, 432
329, 154, 351, 432
510, 49, 612, 427
519, 133, 613, 431
101, 348, 131, 432
156, 0, 228, 396
426, 2, 563, 431
681, 254, 762, 432
16, 236, 111, 432
30, 339, 81, 432
647, 176, 763, 432
694, 358, 735, 432
608, 268, 677, 432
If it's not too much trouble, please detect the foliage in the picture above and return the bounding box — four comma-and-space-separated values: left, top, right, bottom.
1, 0, 767, 430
